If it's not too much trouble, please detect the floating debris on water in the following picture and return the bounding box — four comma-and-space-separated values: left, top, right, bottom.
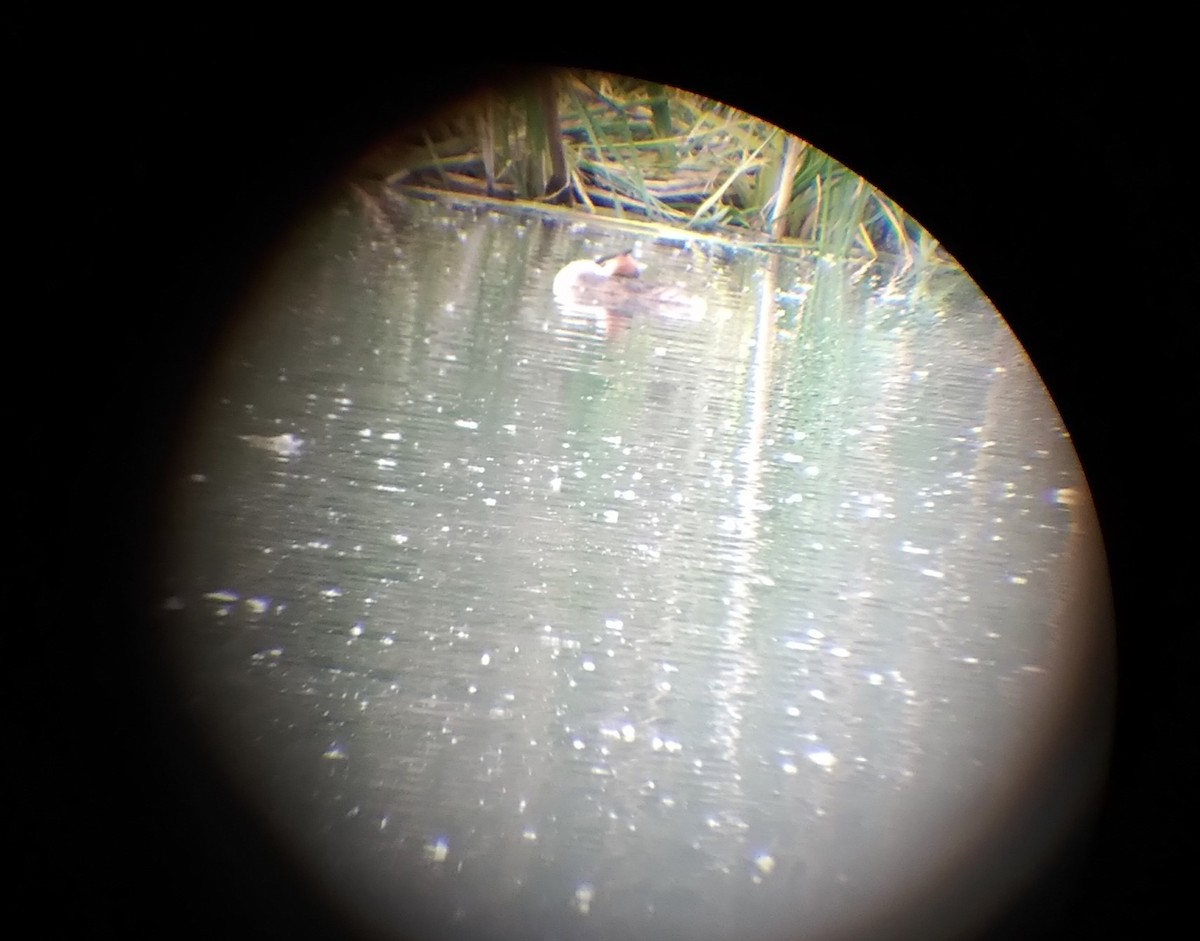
239, 432, 304, 457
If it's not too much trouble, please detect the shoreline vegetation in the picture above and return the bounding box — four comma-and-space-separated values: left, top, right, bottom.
348, 70, 944, 269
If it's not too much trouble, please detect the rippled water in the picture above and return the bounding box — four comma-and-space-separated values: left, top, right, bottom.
155, 193, 1107, 941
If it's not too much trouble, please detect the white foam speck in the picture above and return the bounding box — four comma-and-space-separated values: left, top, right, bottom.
807, 748, 837, 768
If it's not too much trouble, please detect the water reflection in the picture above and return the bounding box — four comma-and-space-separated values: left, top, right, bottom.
157, 193, 1107, 940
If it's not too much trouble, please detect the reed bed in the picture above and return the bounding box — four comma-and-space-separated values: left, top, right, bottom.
364, 70, 939, 263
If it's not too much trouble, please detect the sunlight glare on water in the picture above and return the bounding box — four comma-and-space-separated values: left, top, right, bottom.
155, 191, 1110, 941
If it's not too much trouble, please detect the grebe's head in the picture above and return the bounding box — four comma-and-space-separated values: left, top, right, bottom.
595, 250, 644, 279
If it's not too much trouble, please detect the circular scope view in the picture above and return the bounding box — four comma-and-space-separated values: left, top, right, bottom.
152, 71, 1112, 941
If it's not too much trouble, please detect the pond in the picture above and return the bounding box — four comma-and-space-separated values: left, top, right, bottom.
153, 191, 1111, 941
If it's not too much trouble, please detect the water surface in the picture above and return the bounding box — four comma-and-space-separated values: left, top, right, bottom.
156, 193, 1108, 941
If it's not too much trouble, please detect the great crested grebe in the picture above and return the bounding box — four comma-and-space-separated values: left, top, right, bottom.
552, 250, 706, 320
